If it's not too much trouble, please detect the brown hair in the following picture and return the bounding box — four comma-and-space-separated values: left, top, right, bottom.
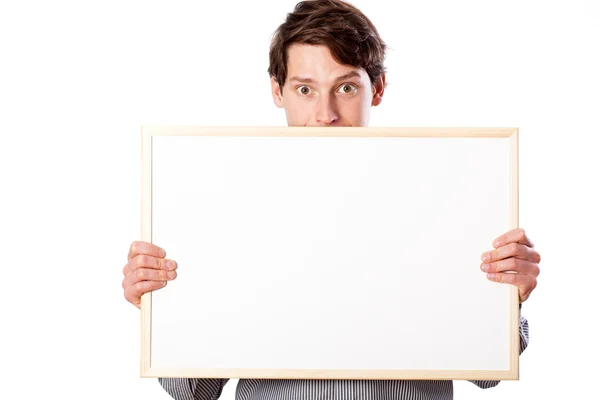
268, 0, 387, 88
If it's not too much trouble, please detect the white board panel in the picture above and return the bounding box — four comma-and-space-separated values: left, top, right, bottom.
140, 126, 519, 380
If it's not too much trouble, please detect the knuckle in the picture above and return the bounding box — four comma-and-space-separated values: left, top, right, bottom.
132, 281, 144, 296
136, 269, 146, 280
135, 254, 148, 268
518, 228, 526, 239
510, 243, 519, 254
492, 249, 499, 259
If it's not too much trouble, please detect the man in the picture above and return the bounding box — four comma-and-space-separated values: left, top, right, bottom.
122, 1, 541, 399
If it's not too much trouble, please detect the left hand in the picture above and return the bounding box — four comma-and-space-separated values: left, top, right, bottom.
480, 228, 541, 303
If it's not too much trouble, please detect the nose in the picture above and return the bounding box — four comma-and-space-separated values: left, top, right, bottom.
315, 94, 339, 125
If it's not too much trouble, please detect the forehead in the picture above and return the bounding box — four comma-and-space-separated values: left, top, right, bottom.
286, 43, 369, 84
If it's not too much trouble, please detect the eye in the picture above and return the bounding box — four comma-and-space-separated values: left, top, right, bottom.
338, 84, 357, 94
297, 86, 311, 95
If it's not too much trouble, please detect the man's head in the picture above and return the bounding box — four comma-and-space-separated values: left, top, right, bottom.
268, 0, 387, 127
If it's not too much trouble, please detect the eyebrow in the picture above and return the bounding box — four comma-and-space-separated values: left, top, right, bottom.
288, 71, 362, 84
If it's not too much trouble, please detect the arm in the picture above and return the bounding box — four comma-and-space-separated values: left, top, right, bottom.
121, 244, 230, 399
468, 304, 529, 389
470, 228, 539, 389
157, 378, 229, 400
121, 244, 229, 399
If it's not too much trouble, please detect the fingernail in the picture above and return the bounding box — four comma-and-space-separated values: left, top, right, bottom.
166, 260, 176, 269
493, 240, 501, 247
481, 253, 490, 262
160, 249, 166, 257
487, 273, 496, 280
167, 271, 176, 279
481, 264, 489, 272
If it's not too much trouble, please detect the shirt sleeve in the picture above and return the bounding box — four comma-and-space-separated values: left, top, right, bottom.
468, 303, 529, 389
157, 378, 229, 400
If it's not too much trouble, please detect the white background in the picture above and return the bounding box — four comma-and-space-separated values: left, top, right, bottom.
0, 0, 598, 399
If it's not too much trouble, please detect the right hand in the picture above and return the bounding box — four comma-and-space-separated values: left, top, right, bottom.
122, 241, 178, 309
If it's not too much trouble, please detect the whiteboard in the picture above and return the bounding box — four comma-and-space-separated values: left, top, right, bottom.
140, 126, 520, 381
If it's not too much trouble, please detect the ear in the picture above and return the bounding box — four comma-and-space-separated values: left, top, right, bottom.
371, 73, 385, 107
271, 77, 284, 108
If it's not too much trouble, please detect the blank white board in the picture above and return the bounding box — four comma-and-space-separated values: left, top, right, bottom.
140, 126, 520, 381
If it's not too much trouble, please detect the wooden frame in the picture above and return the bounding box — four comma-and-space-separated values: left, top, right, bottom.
140, 126, 520, 380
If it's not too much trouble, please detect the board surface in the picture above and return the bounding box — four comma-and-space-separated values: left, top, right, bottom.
140, 126, 520, 380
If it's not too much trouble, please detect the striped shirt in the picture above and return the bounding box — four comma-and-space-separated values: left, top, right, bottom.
158, 309, 529, 400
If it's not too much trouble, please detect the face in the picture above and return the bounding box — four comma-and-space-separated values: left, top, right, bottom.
271, 44, 385, 127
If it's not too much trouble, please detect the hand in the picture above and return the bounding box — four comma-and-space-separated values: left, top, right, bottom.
480, 228, 541, 303
122, 241, 178, 309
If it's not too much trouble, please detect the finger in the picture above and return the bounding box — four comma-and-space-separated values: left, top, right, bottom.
124, 280, 168, 308
485, 272, 537, 300
122, 267, 177, 290
485, 270, 530, 287
128, 241, 166, 263
481, 243, 538, 263
123, 254, 176, 276
493, 228, 534, 249
481, 258, 540, 277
